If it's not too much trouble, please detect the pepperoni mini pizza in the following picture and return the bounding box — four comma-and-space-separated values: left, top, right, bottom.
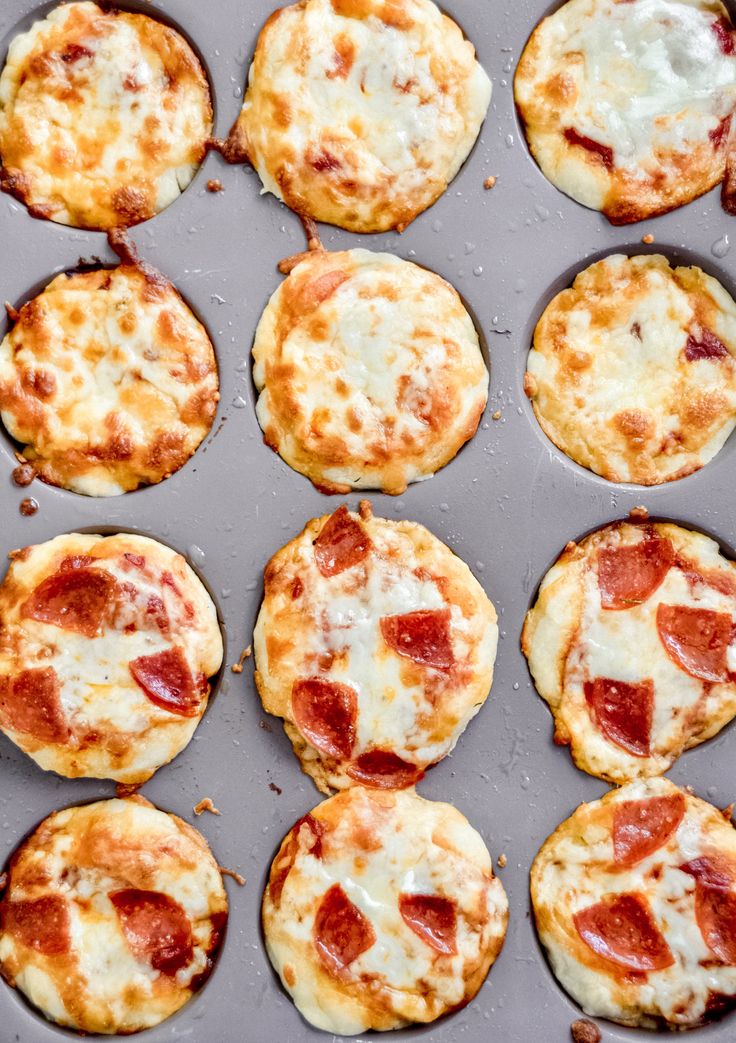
522, 519, 736, 783
525, 254, 736, 485
254, 502, 497, 793
0, 2, 213, 229
0, 532, 223, 783
253, 249, 489, 495
532, 778, 736, 1029
0, 263, 219, 496
224, 0, 491, 233
263, 786, 508, 1033
0, 796, 227, 1033
515, 0, 736, 224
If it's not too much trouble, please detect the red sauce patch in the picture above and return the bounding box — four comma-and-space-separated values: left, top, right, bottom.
573, 892, 674, 972
680, 858, 736, 964
313, 506, 371, 577
2, 895, 70, 955
398, 893, 457, 955
110, 889, 193, 974
613, 793, 686, 867
684, 328, 730, 361
564, 128, 614, 169
710, 115, 732, 149
291, 677, 357, 759
584, 677, 653, 757
0, 667, 69, 743
269, 814, 325, 906
313, 884, 376, 975
713, 16, 736, 55
346, 749, 424, 789
21, 566, 118, 638
380, 609, 454, 670
656, 604, 733, 682
598, 536, 674, 610
129, 648, 202, 717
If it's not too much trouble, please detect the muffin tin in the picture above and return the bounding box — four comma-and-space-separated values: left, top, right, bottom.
0, 0, 734, 1040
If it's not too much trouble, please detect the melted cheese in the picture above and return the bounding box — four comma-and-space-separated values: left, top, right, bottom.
232, 0, 491, 231
263, 787, 508, 1034
253, 249, 489, 495
0, 2, 212, 229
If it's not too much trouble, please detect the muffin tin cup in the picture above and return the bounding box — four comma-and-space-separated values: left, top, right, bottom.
0, 0, 735, 1040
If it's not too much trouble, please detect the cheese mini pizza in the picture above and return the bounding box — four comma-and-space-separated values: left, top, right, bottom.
254, 502, 497, 793
0, 532, 223, 783
253, 249, 488, 494
514, 0, 736, 224
522, 520, 736, 783
525, 254, 736, 485
263, 786, 508, 1034
0, 2, 212, 229
0, 796, 227, 1034
532, 778, 736, 1030
226, 0, 491, 232
0, 263, 219, 496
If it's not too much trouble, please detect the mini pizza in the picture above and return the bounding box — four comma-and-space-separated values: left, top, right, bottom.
525, 254, 736, 485
263, 786, 508, 1033
252, 249, 489, 494
225, 0, 491, 232
522, 519, 736, 783
0, 796, 227, 1034
514, 0, 736, 224
0, 263, 219, 496
532, 778, 736, 1029
0, 1, 212, 229
254, 502, 497, 793
0, 532, 223, 783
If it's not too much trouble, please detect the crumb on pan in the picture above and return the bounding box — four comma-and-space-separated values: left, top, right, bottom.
207, 179, 223, 193
268, 782, 282, 795
19, 498, 38, 516
231, 646, 252, 673
497, 853, 507, 868
642, 233, 655, 244
194, 797, 221, 816
629, 506, 649, 520
571, 1019, 601, 1043
492, 410, 502, 420
11, 463, 35, 487
219, 866, 245, 886
484, 175, 497, 189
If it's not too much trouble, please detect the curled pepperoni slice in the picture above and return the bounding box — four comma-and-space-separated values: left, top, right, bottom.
684, 328, 730, 361
313, 884, 376, 975
399, 894, 457, 955
585, 678, 653, 757
613, 793, 686, 866
269, 814, 325, 906
574, 893, 674, 972
680, 859, 736, 965
597, 537, 674, 610
564, 128, 614, 169
346, 749, 424, 789
313, 506, 371, 577
129, 648, 202, 717
2, 895, 70, 955
0, 667, 69, 743
680, 856, 735, 890
713, 16, 735, 55
21, 566, 118, 638
110, 889, 193, 975
656, 605, 733, 682
291, 677, 357, 759
380, 609, 454, 670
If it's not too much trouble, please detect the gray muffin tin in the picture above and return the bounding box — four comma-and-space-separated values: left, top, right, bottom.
0, 0, 734, 1040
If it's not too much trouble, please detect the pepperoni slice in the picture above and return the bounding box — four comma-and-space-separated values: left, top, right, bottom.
269, 814, 325, 906
129, 648, 201, 717
313, 884, 376, 975
584, 678, 653, 757
713, 16, 735, 55
2, 895, 70, 955
398, 893, 457, 955
564, 128, 614, 169
684, 328, 730, 361
313, 506, 371, 577
291, 677, 357, 759
380, 609, 454, 670
21, 566, 118, 638
656, 604, 733, 682
573, 893, 674, 972
346, 749, 424, 789
613, 793, 686, 866
680, 859, 736, 964
0, 667, 69, 743
110, 889, 193, 975
597, 537, 674, 610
